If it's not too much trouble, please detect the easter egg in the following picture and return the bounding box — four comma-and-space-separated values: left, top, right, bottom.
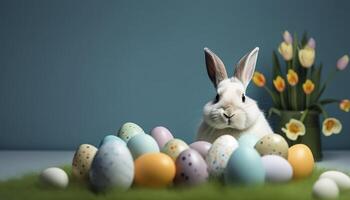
118, 122, 145, 142
151, 126, 174, 149
288, 144, 314, 179
40, 167, 69, 189
312, 178, 339, 199
134, 153, 176, 188
320, 171, 350, 190
72, 144, 98, 180
261, 155, 293, 183
255, 133, 289, 159
99, 135, 125, 147
174, 149, 209, 186
161, 139, 189, 161
238, 134, 259, 148
189, 141, 212, 159
127, 134, 159, 159
89, 140, 134, 191
224, 147, 265, 185
206, 135, 238, 178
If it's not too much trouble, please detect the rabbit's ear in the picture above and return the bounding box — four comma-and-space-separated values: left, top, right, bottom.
204, 47, 228, 88
234, 47, 259, 89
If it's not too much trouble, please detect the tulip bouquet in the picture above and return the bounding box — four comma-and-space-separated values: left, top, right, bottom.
253, 31, 349, 159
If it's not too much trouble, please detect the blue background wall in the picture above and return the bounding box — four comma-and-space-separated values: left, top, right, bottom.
0, 0, 349, 150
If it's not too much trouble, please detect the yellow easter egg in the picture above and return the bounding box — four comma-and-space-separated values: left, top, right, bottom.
134, 153, 176, 188
288, 144, 314, 179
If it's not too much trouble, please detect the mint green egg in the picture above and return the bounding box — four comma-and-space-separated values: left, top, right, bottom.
224, 147, 265, 185
127, 134, 159, 159
117, 122, 145, 142
238, 134, 259, 148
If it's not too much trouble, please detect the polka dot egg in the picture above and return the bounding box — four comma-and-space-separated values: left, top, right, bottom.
254, 133, 289, 159
161, 139, 189, 161
72, 144, 98, 180
117, 122, 145, 142
174, 148, 208, 186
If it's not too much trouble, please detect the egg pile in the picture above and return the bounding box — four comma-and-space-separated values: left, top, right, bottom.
312, 171, 350, 199
40, 122, 327, 193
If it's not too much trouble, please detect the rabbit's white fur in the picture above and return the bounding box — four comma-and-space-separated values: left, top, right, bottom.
196, 47, 273, 143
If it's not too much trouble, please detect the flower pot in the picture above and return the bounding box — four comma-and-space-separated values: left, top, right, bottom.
273, 110, 323, 161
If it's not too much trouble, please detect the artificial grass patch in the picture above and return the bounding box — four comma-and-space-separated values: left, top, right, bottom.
0, 166, 349, 200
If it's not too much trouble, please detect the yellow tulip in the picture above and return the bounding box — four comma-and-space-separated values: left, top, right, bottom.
253, 72, 266, 87
322, 118, 342, 136
302, 79, 315, 95
273, 76, 286, 92
298, 47, 315, 68
282, 119, 306, 141
339, 99, 350, 112
287, 69, 299, 86
278, 42, 293, 61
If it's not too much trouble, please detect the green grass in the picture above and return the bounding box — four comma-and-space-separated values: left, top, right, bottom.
0, 166, 349, 200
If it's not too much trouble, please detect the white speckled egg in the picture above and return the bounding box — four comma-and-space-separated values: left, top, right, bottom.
255, 133, 289, 159
40, 167, 69, 189
320, 171, 350, 190
72, 144, 98, 180
206, 135, 238, 178
261, 155, 292, 183
161, 139, 189, 161
117, 122, 145, 142
89, 139, 134, 191
313, 178, 339, 199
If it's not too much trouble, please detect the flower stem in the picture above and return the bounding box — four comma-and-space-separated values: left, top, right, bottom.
306, 94, 310, 108
280, 92, 287, 110
300, 109, 309, 122
264, 86, 278, 106
292, 86, 298, 110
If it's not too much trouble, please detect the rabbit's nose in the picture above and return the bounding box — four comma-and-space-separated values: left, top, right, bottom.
223, 113, 234, 119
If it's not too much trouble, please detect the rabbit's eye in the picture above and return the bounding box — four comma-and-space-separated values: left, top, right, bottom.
214, 94, 220, 103
242, 94, 246, 103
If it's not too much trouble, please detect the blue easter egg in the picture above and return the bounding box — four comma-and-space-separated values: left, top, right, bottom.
224, 147, 265, 185
127, 134, 160, 159
99, 135, 125, 147
90, 139, 134, 191
238, 134, 259, 148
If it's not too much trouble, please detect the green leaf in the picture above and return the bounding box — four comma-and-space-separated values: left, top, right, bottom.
310, 63, 322, 104
268, 107, 281, 118
291, 33, 299, 70
315, 84, 326, 102
272, 51, 282, 78
271, 51, 283, 109
310, 103, 329, 118
301, 31, 308, 47
319, 98, 339, 105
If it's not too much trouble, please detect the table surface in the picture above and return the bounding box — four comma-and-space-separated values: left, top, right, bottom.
0, 150, 349, 181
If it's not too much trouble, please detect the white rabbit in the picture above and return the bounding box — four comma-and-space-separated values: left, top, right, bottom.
196, 47, 273, 143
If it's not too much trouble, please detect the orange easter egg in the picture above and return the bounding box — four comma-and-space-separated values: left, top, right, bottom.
134, 153, 176, 188
288, 144, 314, 179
